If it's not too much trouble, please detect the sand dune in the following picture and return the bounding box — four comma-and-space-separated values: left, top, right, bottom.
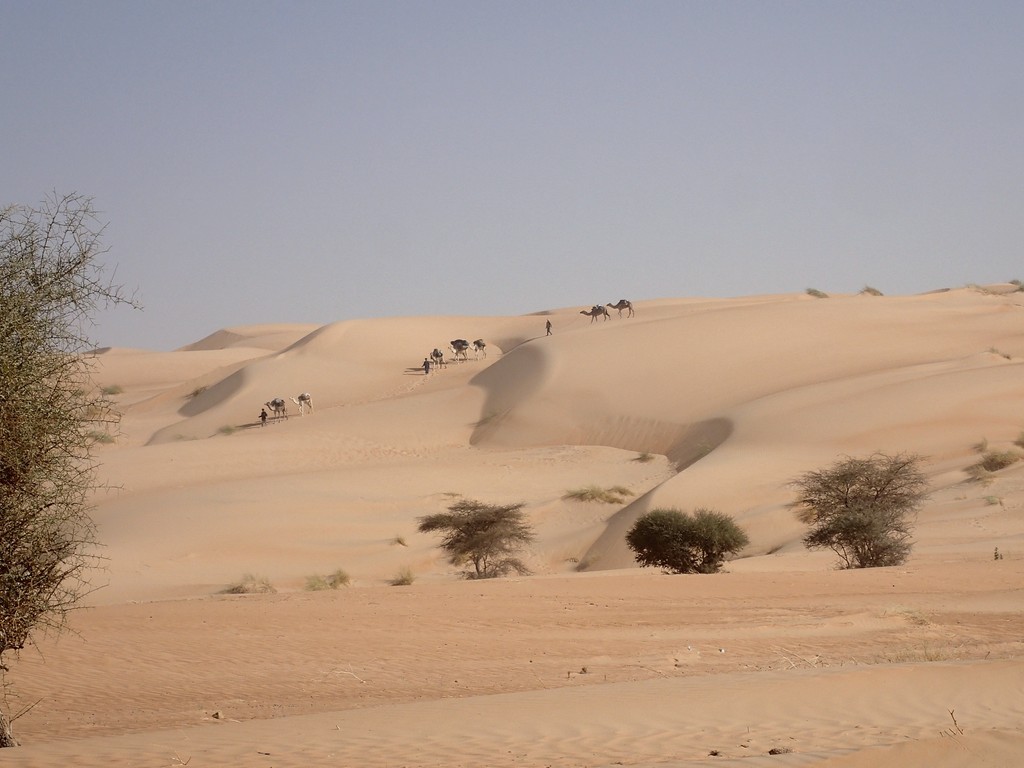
6, 287, 1024, 765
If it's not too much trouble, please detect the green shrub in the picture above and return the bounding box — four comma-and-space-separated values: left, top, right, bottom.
101, 384, 123, 395
791, 452, 928, 569
626, 508, 749, 574
860, 286, 883, 296
806, 288, 828, 298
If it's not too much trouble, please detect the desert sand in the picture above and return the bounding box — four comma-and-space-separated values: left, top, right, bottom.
5, 287, 1024, 767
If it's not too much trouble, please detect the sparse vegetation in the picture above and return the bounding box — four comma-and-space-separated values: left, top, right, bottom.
973, 437, 989, 453
625, 508, 749, 574
305, 569, 350, 590
860, 286, 883, 296
879, 643, 959, 664
633, 452, 655, 463
100, 384, 124, 395
971, 450, 1022, 475
418, 498, 535, 579
188, 386, 207, 399
563, 485, 634, 504
391, 535, 407, 547
806, 288, 828, 298
223, 574, 276, 594
791, 452, 928, 569
987, 347, 1011, 360
389, 567, 415, 586
88, 430, 115, 444
1014, 432, 1024, 450
1010, 279, 1024, 292
968, 283, 999, 295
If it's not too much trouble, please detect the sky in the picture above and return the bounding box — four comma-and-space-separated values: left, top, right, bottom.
3, 1, 1023, 351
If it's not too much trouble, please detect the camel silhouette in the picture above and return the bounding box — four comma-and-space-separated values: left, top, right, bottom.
580, 305, 610, 323
290, 393, 313, 415
607, 299, 634, 318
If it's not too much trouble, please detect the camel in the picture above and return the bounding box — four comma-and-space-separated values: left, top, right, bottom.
607, 299, 634, 318
449, 339, 470, 362
472, 339, 487, 359
265, 398, 288, 419
580, 305, 610, 323
430, 348, 446, 368
290, 392, 313, 415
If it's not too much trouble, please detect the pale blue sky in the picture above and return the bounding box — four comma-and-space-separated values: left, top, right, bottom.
4, 1, 1022, 350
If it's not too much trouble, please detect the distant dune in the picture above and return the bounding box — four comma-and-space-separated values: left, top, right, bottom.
8, 287, 1024, 766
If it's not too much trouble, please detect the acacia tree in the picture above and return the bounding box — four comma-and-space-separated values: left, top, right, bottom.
790, 452, 928, 569
418, 499, 535, 579
0, 193, 136, 747
626, 508, 749, 574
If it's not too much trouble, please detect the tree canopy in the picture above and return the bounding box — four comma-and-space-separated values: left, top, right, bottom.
790, 452, 928, 569
418, 499, 535, 579
1, 193, 136, 746
626, 508, 749, 574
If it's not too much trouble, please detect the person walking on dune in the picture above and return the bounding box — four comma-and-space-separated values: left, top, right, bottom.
423, 357, 431, 375
545, 319, 552, 336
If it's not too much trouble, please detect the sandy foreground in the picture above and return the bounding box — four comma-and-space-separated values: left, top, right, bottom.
5, 288, 1024, 766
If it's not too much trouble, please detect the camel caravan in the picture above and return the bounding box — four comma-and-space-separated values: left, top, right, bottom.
262, 393, 313, 424
437, 339, 486, 365
260, 299, 634, 420
581, 299, 635, 322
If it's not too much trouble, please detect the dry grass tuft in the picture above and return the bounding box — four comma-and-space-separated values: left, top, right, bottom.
223, 574, 276, 594
389, 567, 415, 586
305, 569, 350, 590
971, 450, 1022, 474
563, 485, 635, 504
